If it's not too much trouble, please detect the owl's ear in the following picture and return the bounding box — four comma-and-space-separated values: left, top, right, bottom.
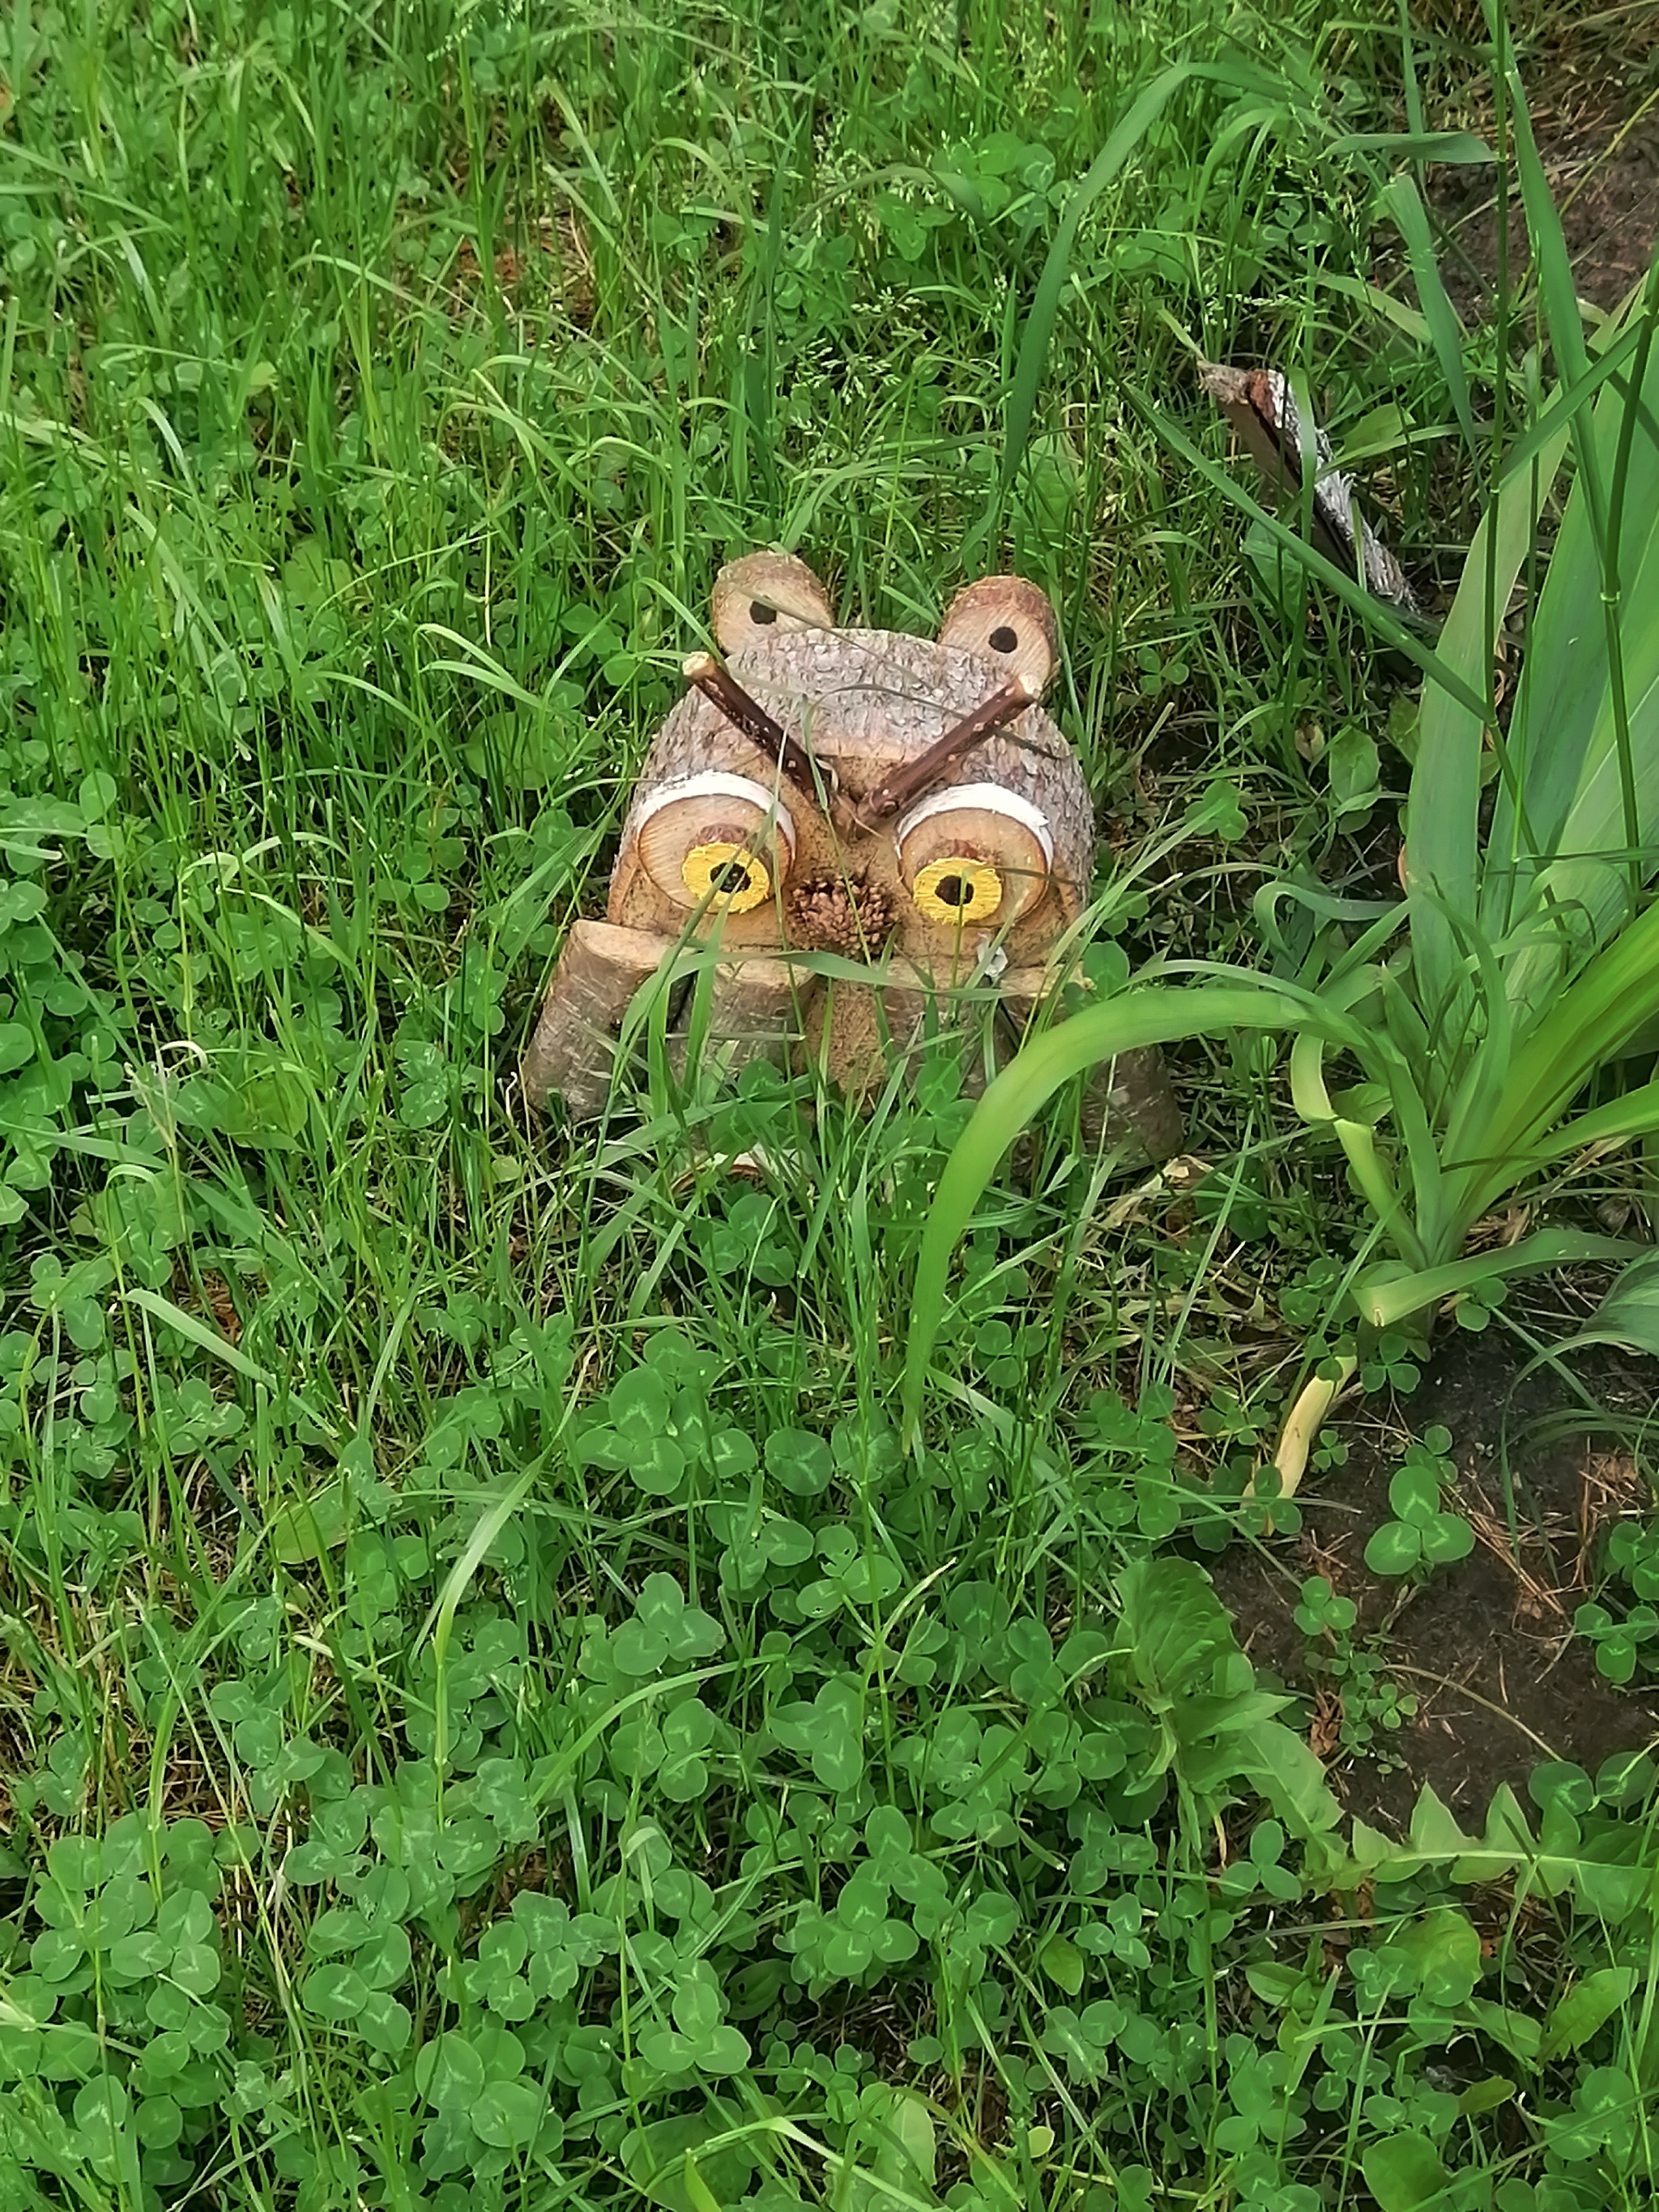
712, 552, 836, 653
936, 577, 1058, 697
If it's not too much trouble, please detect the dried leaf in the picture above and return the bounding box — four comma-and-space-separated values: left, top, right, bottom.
1201, 362, 1419, 616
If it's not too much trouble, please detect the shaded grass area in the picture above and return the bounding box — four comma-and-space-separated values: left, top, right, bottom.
2, 0, 1659, 2205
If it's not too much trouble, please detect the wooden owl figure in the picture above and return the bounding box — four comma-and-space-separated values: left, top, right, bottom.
522, 552, 1180, 1158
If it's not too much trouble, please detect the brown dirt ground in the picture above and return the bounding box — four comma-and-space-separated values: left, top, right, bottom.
1421, 32, 1659, 321
1211, 1334, 1659, 1835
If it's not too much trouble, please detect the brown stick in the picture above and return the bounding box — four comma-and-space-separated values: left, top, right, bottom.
682, 653, 821, 792
684, 653, 864, 837
859, 680, 1032, 822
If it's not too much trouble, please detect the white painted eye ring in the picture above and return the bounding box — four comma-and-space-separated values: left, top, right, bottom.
893, 783, 1054, 863
636, 772, 797, 842
634, 773, 795, 913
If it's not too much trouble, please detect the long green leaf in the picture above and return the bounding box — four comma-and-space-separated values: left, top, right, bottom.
1503, 51, 1598, 488
1406, 418, 1570, 1048
1357, 1228, 1644, 1330
898, 984, 1336, 1438
1524, 1077, 1659, 1163
1483, 303, 1659, 1000
1327, 130, 1492, 164
1468, 895, 1659, 1199
1383, 173, 1478, 462
1286, 987, 1433, 1270
997, 64, 1198, 504
1548, 1253, 1659, 1361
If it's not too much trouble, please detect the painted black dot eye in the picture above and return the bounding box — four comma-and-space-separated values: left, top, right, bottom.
750, 600, 778, 625
989, 624, 1017, 652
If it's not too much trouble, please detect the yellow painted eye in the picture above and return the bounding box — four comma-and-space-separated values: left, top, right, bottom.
681, 841, 771, 913
911, 856, 1003, 924
895, 785, 1052, 924
635, 774, 794, 912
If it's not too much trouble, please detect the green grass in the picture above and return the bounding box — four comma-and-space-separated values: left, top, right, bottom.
3, 0, 1659, 2204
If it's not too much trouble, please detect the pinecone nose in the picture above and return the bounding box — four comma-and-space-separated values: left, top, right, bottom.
787, 872, 898, 957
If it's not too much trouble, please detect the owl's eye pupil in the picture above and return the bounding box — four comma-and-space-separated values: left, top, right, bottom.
988, 625, 1018, 653
750, 600, 778, 625
934, 875, 971, 910
711, 860, 753, 894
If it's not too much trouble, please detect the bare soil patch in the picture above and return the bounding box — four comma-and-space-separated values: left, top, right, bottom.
1213, 1334, 1659, 1835
1422, 32, 1659, 320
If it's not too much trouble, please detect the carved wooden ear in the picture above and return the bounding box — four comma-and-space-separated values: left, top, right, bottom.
936, 577, 1058, 697
712, 552, 835, 653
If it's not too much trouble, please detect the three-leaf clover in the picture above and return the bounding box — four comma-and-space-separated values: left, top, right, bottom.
1292, 1575, 1356, 1639
611, 1575, 724, 1676
582, 1369, 688, 1497
476, 1891, 612, 2011
798, 1528, 902, 1619
1610, 1519, 1659, 1601
1574, 1600, 1659, 1686
1039, 2000, 1126, 2085
1364, 1438, 1472, 1576
1360, 1330, 1422, 1395
784, 1873, 919, 1985
638, 1963, 750, 2076
414, 2026, 548, 2151
770, 1676, 865, 1792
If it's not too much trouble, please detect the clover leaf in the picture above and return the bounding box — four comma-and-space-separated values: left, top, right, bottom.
657, 1696, 718, 1801
766, 1428, 834, 1497
798, 1528, 902, 1619
1040, 2000, 1126, 2085
1574, 1600, 1659, 1686
610, 1575, 725, 1677
1364, 1458, 1473, 1576
584, 1368, 689, 1497
638, 1963, 751, 2076
770, 1676, 865, 1791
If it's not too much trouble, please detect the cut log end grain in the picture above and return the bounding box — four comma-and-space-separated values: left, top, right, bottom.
936, 576, 1059, 697
711, 552, 837, 653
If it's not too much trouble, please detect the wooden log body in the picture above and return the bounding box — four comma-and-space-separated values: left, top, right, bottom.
608, 629, 1094, 970
669, 958, 820, 1085
524, 572, 1183, 1159
521, 921, 673, 1119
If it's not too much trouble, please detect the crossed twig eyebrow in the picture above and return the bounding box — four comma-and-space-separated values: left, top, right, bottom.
680, 653, 1032, 832
681, 653, 819, 791
857, 680, 1031, 822
683, 652, 862, 834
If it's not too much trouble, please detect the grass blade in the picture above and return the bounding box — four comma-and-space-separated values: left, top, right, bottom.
996, 64, 1198, 507
1135, 390, 1489, 714
125, 1286, 336, 1442
898, 982, 1328, 1439
1383, 173, 1478, 462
